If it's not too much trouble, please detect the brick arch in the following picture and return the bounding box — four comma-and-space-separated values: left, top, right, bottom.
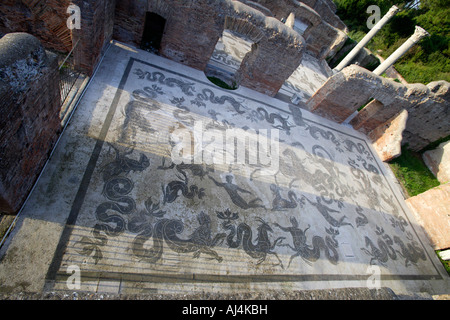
141, 0, 305, 96
223, 16, 265, 44
147, 0, 172, 20
38, 4, 73, 52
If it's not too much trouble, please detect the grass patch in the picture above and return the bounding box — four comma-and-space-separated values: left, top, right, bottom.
436, 250, 450, 276
207, 76, 237, 90
357, 97, 374, 111
388, 147, 440, 197
420, 135, 450, 153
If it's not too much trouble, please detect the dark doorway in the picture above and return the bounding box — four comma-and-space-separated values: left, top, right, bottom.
141, 12, 166, 53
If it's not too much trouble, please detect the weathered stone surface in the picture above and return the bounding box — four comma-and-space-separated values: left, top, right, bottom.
224, 0, 347, 60
369, 109, 408, 162
438, 249, 450, 261
309, 0, 347, 31
0, 0, 72, 52
158, 0, 226, 71
113, 0, 149, 46
257, 0, 347, 32
237, 30, 304, 96
306, 65, 379, 122
351, 80, 410, 135
0, 287, 400, 300
0, 33, 49, 91
72, 0, 117, 75
239, 0, 274, 16
149, 0, 305, 97
350, 78, 450, 151
402, 81, 450, 151
406, 183, 450, 250
306, 65, 449, 153
423, 141, 450, 184
0, 33, 61, 213
2, 43, 448, 297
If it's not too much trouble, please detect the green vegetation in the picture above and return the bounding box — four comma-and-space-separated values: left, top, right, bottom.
358, 97, 374, 111
420, 134, 450, 153
436, 250, 450, 275
335, 1, 448, 194
334, 1, 449, 273
333, 0, 450, 84
388, 146, 440, 197
207, 76, 237, 90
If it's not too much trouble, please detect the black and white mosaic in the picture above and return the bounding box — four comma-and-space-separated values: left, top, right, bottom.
46, 50, 442, 293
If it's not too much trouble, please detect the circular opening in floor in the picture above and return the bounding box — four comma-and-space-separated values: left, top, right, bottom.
206, 76, 238, 90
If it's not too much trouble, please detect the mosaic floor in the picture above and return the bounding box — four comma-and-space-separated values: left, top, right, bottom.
0, 41, 447, 296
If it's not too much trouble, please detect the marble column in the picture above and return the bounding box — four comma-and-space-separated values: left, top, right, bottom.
285, 12, 295, 29
373, 25, 429, 75
334, 5, 399, 72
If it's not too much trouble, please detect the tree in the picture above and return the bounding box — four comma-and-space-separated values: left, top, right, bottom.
333, 0, 450, 83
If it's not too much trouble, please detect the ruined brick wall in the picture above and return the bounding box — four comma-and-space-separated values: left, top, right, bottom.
71, 0, 117, 75
0, 0, 72, 53
0, 0, 116, 75
306, 21, 346, 59
135, 0, 304, 97
113, 0, 148, 47
249, 0, 348, 59
253, 0, 347, 31
0, 33, 61, 213
0, 0, 321, 95
306, 0, 346, 31
157, 0, 227, 71
306, 65, 450, 152
402, 81, 450, 151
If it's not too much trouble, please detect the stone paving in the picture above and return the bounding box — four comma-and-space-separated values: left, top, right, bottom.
0, 41, 448, 297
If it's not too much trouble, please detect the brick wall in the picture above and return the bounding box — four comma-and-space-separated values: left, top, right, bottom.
0, 0, 72, 52
250, 0, 347, 59
306, 65, 450, 152
71, 0, 117, 75
0, 33, 61, 213
113, 0, 148, 47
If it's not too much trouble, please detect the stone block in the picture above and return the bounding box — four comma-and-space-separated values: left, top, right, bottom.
369, 109, 408, 162
402, 81, 450, 152
438, 249, 450, 261
306, 65, 379, 123
405, 183, 450, 250
423, 141, 450, 184
351, 80, 408, 134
